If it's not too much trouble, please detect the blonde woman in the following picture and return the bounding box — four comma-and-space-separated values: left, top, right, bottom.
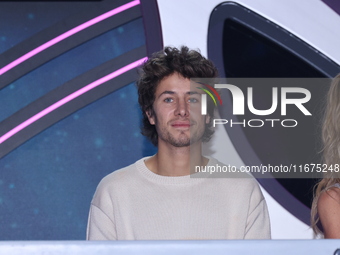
311, 74, 340, 238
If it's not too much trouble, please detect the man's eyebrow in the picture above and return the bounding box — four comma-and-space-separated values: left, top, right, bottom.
158, 91, 175, 98
158, 91, 200, 98
187, 91, 200, 95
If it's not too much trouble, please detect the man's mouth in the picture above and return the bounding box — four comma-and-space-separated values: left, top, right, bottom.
171, 121, 191, 128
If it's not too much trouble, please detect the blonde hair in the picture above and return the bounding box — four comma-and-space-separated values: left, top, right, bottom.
311, 74, 340, 236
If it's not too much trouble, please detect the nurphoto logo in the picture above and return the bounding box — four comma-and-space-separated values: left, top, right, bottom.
196, 82, 223, 115
197, 80, 312, 128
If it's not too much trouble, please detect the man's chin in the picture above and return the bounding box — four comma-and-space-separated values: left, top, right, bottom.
169, 136, 191, 147
159, 130, 203, 147
170, 137, 203, 147
164, 134, 191, 147
172, 141, 191, 147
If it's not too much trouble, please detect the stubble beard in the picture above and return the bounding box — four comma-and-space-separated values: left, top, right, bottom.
160, 129, 191, 147
155, 118, 205, 148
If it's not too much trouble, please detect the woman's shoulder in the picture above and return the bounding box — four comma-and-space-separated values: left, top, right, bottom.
319, 184, 340, 206
317, 184, 340, 238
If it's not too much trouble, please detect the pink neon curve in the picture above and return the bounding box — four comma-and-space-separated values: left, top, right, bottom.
0, 57, 148, 144
0, 0, 140, 76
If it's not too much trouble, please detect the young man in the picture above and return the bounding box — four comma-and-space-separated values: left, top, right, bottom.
86, 46, 271, 240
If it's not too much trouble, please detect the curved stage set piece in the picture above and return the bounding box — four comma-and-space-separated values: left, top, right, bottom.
1, 0, 340, 250
0, 0, 160, 240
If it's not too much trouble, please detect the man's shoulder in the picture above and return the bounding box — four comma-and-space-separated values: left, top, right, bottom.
91, 157, 149, 206
97, 157, 147, 190
101, 159, 143, 183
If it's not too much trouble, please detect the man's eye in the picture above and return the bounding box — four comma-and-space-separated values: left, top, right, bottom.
188, 98, 199, 103
164, 98, 173, 103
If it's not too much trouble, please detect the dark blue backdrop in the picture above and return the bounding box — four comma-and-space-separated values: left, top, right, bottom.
0, 1, 157, 240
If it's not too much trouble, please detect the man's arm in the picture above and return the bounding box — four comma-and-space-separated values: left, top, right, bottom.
86, 203, 117, 240
86, 176, 117, 240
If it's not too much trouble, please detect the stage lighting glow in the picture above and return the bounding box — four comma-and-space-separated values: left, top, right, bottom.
0, 0, 140, 76
0, 57, 148, 144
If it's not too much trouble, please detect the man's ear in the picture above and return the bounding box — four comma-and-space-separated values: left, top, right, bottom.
205, 114, 211, 124
146, 110, 155, 125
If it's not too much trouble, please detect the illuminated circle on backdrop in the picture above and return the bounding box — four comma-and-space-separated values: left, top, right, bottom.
208, 2, 340, 224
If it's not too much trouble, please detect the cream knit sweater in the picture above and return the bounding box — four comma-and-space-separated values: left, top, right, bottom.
87, 157, 271, 240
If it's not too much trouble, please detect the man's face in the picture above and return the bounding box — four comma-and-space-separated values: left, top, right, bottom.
147, 72, 210, 147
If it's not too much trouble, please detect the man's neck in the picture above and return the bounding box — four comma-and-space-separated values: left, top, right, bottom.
145, 142, 208, 176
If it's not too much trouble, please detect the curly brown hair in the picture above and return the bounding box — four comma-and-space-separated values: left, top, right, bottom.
137, 46, 218, 146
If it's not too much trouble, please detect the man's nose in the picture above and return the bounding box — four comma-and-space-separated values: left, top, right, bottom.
175, 99, 189, 117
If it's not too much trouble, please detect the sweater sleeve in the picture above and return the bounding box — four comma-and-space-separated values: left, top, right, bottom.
244, 184, 271, 239
86, 175, 117, 240
86, 203, 117, 240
